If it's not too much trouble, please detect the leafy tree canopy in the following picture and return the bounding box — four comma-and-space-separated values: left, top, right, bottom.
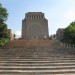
0, 3, 10, 46
0, 3, 8, 22
0, 3, 9, 39
62, 21, 75, 44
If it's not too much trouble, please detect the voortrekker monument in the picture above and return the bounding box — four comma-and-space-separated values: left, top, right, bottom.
1, 12, 75, 75
22, 12, 49, 39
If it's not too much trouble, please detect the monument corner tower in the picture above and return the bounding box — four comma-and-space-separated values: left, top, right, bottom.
22, 12, 49, 39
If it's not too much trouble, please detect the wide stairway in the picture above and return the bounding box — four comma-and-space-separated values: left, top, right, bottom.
0, 40, 75, 75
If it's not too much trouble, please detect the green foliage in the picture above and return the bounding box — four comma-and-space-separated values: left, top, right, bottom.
0, 38, 9, 46
0, 23, 8, 38
14, 34, 16, 38
0, 3, 9, 46
0, 3, 8, 22
62, 21, 75, 44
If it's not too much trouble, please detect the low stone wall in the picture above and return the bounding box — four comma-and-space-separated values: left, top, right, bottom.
4, 40, 52, 47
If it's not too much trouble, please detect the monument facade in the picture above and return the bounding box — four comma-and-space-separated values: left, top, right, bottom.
22, 12, 49, 39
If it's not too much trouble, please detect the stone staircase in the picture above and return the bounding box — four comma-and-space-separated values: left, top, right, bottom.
0, 40, 75, 75
0, 57, 75, 75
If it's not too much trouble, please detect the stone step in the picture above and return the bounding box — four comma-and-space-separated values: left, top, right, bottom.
0, 73, 75, 75
1, 57, 75, 60
1, 63, 75, 66
0, 69, 75, 74
0, 67, 75, 74
0, 60, 75, 68
0, 56, 74, 59
0, 65, 75, 69
0, 59, 75, 74
0, 58, 75, 74
0, 56, 75, 59
0, 74, 75, 75
0, 39, 75, 75
0, 60, 75, 63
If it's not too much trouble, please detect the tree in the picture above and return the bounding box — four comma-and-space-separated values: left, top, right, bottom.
14, 34, 16, 38
0, 3, 9, 39
0, 3, 9, 46
62, 21, 75, 44
0, 4, 8, 22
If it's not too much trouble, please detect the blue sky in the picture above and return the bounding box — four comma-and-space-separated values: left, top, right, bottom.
1, 0, 75, 38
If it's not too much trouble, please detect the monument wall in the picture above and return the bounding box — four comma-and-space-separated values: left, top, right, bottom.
22, 12, 49, 39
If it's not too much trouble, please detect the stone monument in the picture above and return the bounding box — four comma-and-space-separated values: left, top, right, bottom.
22, 12, 49, 39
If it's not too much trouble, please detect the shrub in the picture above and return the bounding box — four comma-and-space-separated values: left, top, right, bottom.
0, 38, 9, 46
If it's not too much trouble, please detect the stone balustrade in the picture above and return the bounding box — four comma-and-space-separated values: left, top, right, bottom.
60, 42, 75, 50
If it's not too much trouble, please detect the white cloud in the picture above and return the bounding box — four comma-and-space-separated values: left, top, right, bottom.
15, 31, 21, 38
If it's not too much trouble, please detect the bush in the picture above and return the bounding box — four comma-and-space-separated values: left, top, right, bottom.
0, 38, 9, 46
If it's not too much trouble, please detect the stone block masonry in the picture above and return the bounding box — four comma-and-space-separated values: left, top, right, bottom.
22, 12, 49, 39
